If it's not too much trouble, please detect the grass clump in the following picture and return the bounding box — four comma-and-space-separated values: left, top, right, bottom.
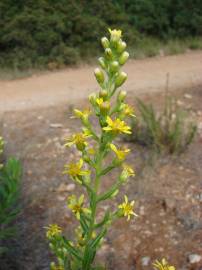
128, 94, 197, 154
0, 137, 22, 255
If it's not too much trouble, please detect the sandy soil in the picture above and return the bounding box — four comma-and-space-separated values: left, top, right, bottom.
0, 51, 202, 113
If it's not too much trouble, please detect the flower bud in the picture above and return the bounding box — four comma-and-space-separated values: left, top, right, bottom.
58, 258, 63, 266
109, 29, 122, 45
100, 101, 110, 115
99, 89, 108, 100
94, 68, 104, 84
98, 57, 106, 69
104, 48, 113, 60
101, 37, 110, 49
110, 61, 119, 73
88, 92, 96, 105
119, 51, 129, 65
50, 262, 56, 270
111, 189, 119, 198
115, 72, 127, 87
49, 243, 54, 250
83, 154, 90, 163
118, 90, 127, 102
117, 41, 126, 53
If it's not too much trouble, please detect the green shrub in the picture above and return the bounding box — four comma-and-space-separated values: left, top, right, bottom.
0, 0, 202, 70
0, 137, 22, 255
128, 95, 197, 154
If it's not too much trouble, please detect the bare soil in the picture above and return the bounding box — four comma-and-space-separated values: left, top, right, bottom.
0, 51, 202, 113
0, 83, 202, 270
0, 52, 202, 269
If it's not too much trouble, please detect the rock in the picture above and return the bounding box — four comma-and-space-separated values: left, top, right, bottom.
57, 183, 75, 192
188, 254, 202, 264
162, 198, 176, 211
197, 110, 202, 116
141, 256, 151, 266
144, 230, 152, 236
184, 93, 192, 99
27, 170, 33, 175
66, 183, 76, 191
177, 100, 184, 106
57, 195, 66, 201
196, 193, 202, 202
198, 122, 202, 130
139, 206, 145, 215
50, 123, 63, 128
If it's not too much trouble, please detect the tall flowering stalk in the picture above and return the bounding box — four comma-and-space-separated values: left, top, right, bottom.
47, 28, 136, 270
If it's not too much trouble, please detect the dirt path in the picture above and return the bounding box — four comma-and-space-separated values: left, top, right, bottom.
0, 51, 202, 113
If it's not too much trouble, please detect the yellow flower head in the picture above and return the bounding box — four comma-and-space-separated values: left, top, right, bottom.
120, 164, 135, 183
63, 159, 90, 178
122, 163, 135, 177
87, 147, 96, 155
46, 224, 62, 239
109, 28, 122, 40
123, 104, 136, 117
118, 195, 137, 221
75, 226, 85, 245
65, 132, 89, 151
153, 259, 175, 270
67, 194, 91, 220
96, 98, 104, 107
103, 116, 131, 134
110, 143, 130, 161
74, 108, 91, 121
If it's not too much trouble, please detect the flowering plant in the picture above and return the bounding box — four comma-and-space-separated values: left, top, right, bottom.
46, 29, 175, 270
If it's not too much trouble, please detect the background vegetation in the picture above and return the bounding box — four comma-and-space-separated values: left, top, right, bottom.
0, 137, 22, 256
0, 0, 202, 70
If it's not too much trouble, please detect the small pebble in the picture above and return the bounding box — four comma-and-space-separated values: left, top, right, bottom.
188, 254, 202, 264
184, 93, 192, 99
141, 256, 151, 266
50, 123, 63, 128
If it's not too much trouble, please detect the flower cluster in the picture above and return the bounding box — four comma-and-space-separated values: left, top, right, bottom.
46, 29, 175, 270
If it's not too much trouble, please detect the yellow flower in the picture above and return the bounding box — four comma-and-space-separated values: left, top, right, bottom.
122, 163, 135, 177
63, 159, 90, 178
46, 224, 62, 239
87, 147, 96, 155
118, 195, 137, 221
123, 104, 136, 117
74, 108, 91, 121
67, 194, 91, 220
110, 143, 130, 160
96, 98, 104, 107
153, 259, 175, 270
103, 116, 131, 134
120, 164, 135, 183
65, 132, 89, 151
109, 28, 122, 39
